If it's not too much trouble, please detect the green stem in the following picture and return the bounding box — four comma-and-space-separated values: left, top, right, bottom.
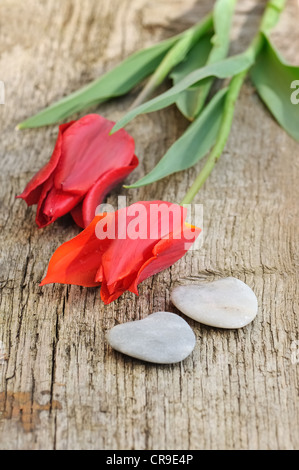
130, 13, 213, 109
192, 0, 238, 119
260, 0, 286, 33
180, 0, 286, 205
181, 70, 247, 205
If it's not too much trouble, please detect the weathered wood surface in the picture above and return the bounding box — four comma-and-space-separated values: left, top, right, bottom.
0, 0, 298, 450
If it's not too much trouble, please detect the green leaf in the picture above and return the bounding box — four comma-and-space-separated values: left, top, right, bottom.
210, 0, 237, 62
170, 34, 213, 85
251, 34, 299, 142
17, 32, 186, 129
170, 0, 237, 120
131, 14, 213, 108
170, 33, 214, 119
260, 0, 286, 34
112, 50, 255, 133
125, 87, 227, 188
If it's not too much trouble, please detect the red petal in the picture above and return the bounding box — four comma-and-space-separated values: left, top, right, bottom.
100, 202, 187, 289
17, 122, 74, 205
40, 201, 200, 305
130, 223, 201, 294
40, 214, 114, 287
72, 154, 139, 228
100, 269, 139, 304
100, 278, 135, 304
34, 174, 82, 228
70, 202, 85, 229
53, 114, 135, 194
100, 222, 200, 304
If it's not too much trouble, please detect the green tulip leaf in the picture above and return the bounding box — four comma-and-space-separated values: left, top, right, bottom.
170, 34, 213, 85
125, 87, 227, 188
170, 0, 237, 120
131, 15, 213, 108
112, 50, 255, 133
17, 32, 187, 129
170, 33, 214, 120
209, 0, 237, 63
251, 33, 299, 142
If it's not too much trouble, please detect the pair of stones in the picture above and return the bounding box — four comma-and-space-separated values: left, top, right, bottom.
107, 277, 258, 364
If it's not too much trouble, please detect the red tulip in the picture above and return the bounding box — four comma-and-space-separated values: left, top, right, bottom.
40, 201, 201, 304
17, 114, 138, 228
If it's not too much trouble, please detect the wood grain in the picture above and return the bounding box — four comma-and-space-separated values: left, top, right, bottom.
0, 0, 298, 450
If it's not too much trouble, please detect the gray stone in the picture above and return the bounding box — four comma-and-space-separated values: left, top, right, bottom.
171, 277, 258, 329
107, 312, 196, 364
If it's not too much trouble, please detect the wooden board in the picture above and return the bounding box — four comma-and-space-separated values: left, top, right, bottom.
0, 0, 298, 450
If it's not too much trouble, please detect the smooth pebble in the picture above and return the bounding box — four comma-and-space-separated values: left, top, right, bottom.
171, 277, 258, 329
107, 312, 196, 364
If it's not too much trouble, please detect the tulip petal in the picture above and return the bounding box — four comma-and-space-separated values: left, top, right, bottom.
35, 175, 82, 228
71, 155, 139, 228
130, 223, 201, 293
40, 214, 114, 287
40, 201, 200, 305
18, 115, 137, 229
100, 272, 137, 304
70, 203, 85, 229
53, 114, 135, 194
17, 122, 73, 205
101, 201, 187, 288
99, 223, 200, 304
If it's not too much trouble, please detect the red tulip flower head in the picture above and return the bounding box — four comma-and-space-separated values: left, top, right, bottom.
40, 201, 201, 304
17, 114, 138, 228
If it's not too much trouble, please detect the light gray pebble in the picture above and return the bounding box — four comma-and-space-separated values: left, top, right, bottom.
171, 277, 258, 329
107, 312, 196, 364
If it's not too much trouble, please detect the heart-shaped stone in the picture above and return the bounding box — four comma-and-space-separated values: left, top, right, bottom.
171, 277, 258, 329
107, 312, 196, 364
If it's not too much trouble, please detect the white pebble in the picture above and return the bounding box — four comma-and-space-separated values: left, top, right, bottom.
171, 277, 258, 329
107, 312, 196, 364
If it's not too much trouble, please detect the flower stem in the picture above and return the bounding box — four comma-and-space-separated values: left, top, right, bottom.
260, 0, 286, 34
180, 70, 247, 205
180, 0, 286, 205
130, 13, 213, 109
